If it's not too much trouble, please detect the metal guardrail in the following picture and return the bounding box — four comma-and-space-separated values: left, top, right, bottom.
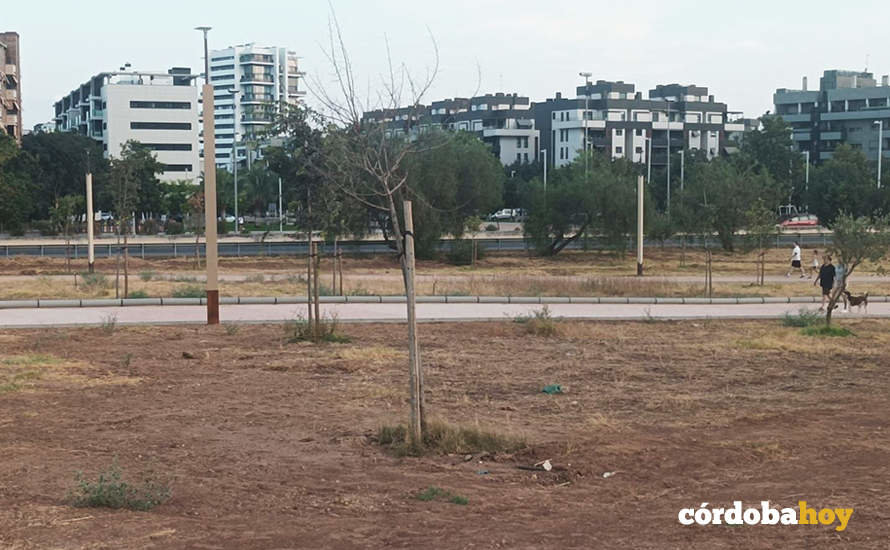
1, 294, 880, 310
0, 233, 835, 259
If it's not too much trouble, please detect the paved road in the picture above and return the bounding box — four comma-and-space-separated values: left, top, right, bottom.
0, 301, 883, 329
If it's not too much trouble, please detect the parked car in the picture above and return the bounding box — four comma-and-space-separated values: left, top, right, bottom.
780, 214, 820, 228
488, 208, 515, 221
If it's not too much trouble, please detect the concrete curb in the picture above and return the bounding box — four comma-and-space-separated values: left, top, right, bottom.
0, 295, 882, 310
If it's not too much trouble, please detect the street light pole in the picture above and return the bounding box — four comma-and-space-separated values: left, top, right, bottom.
196, 26, 220, 325
804, 150, 810, 193
679, 149, 685, 192
875, 120, 884, 188
228, 88, 241, 233
646, 136, 652, 185
666, 102, 672, 214
540, 149, 547, 193
579, 72, 592, 179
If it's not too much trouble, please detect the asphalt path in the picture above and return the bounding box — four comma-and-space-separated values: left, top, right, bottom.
0, 301, 884, 329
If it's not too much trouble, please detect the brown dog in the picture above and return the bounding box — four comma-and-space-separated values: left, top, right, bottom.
843, 290, 868, 313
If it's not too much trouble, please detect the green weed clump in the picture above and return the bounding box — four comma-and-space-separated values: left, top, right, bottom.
416, 486, 468, 505
781, 309, 822, 328
514, 306, 559, 337
68, 461, 170, 511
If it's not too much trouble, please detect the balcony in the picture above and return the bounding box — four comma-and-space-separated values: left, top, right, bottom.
241, 94, 275, 103
90, 109, 105, 119
240, 74, 275, 83
240, 54, 275, 65
242, 114, 274, 123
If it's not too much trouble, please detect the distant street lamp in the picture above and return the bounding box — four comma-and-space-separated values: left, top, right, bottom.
540, 149, 548, 193
875, 120, 884, 188
579, 71, 592, 179
196, 25, 219, 325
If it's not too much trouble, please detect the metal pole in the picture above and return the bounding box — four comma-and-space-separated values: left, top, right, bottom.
86, 172, 95, 273
541, 149, 547, 193
637, 175, 644, 276
680, 149, 685, 192
805, 150, 810, 193
666, 102, 671, 214
278, 177, 283, 232
232, 90, 240, 233
646, 137, 652, 185
877, 121, 883, 188
197, 26, 220, 325
580, 72, 591, 179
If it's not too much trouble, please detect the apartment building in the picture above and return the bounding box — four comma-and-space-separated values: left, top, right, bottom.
53, 67, 200, 182
534, 80, 743, 169
363, 92, 540, 166
774, 69, 890, 163
1, 31, 22, 143
207, 43, 305, 169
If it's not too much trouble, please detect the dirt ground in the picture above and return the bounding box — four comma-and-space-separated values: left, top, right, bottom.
2, 248, 888, 300
1, 319, 887, 549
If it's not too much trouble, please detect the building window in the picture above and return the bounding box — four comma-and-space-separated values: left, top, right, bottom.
616, 146, 623, 154
517, 137, 523, 149
635, 129, 643, 136
524, 153, 529, 162
552, 112, 556, 120
635, 146, 643, 154
210, 75, 233, 81
130, 122, 192, 130
130, 101, 192, 110
142, 143, 193, 151
211, 55, 234, 62
615, 129, 623, 136
163, 164, 193, 172
517, 153, 522, 162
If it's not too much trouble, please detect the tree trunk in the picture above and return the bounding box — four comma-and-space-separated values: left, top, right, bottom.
313, 241, 321, 340
115, 228, 121, 299
338, 248, 344, 296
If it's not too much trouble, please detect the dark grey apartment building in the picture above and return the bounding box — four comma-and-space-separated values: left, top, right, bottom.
363, 92, 539, 166
1, 31, 22, 143
533, 80, 742, 169
774, 69, 890, 163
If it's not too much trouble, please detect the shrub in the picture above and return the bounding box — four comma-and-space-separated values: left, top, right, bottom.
139, 270, 155, 282
781, 309, 822, 328
165, 220, 184, 235
416, 486, 468, 506
68, 461, 170, 511
172, 285, 204, 298
286, 313, 350, 344
139, 219, 161, 235
101, 314, 117, 334
377, 419, 525, 457
446, 239, 485, 266
217, 220, 230, 235
80, 272, 109, 291
485, 224, 498, 232
514, 306, 558, 337
32, 220, 58, 236
127, 290, 149, 299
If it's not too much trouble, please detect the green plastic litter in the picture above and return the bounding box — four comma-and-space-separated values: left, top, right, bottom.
541, 385, 562, 394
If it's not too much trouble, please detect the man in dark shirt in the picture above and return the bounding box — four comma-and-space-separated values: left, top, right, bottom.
815, 255, 837, 311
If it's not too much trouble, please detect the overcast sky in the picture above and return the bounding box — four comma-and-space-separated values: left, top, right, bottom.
8, 0, 890, 128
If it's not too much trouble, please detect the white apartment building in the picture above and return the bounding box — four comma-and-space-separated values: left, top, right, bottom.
207, 43, 305, 169
53, 67, 200, 182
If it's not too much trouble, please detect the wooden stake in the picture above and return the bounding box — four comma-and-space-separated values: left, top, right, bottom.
403, 201, 424, 444
313, 241, 321, 340
307, 233, 313, 333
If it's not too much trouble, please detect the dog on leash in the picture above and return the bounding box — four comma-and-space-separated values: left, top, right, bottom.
843, 290, 869, 313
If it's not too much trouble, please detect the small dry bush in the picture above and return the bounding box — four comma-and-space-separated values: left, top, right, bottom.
377, 419, 525, 457
514, 306, 559, 337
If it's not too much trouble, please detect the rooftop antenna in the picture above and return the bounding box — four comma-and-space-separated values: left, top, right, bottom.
865, 53, 870, 72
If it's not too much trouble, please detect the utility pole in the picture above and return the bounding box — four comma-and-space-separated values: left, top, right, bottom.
666, 102, 672, 214
646, 136, 652, 185
229, 88, 241, 233
875, 120, 884, 188
804, 150, 810, 193
540, 149, 548, 193
680, 149, 685, 192
86, 171, 95, 273
579, 72, 592, 179
196, 26, 219, 325
637, 175, 644, 276
278, 177, 283, 232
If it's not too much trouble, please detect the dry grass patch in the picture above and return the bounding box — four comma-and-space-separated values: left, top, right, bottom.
0, 353, 140, 393
377, 419, 526, 457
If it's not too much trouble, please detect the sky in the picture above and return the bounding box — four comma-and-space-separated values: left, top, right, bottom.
7, 0, 890, 129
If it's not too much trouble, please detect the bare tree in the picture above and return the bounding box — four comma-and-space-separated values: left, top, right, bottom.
307, 8, 446, 446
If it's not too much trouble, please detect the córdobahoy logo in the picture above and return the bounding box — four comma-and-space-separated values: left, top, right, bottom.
678, 501, 853, 532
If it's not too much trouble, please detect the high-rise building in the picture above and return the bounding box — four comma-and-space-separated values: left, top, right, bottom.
53, 67, 200, 182
363, 92, 540, 166
206, 43, 305, 169
774, 69, 890, 163
1, 31, 23, 143
533, 80, 744, 170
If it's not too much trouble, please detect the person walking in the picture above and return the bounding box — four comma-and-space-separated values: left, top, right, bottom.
811, 250, 821, 278
786, 241, 805, 278
815, 255, 836, 312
